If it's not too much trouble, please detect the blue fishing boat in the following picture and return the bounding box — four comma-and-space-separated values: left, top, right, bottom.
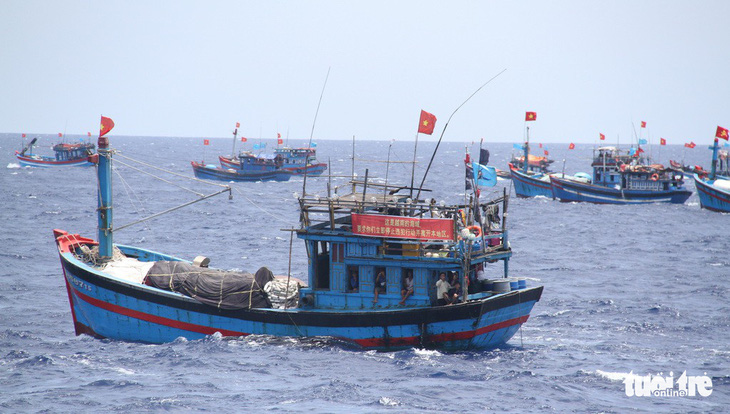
221, 147, 327, 176
191, 151, 292, 182
550, 146, 691, 204
508, 124, 555, 198
54, 131, 542, 351
509, 163, 554, 198
15, 137, 95, 167
694, 138, 730, 212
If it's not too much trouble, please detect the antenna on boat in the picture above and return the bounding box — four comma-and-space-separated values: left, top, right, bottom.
415, 68, 507, 201
351, 135, 356, 193
301, 67, 330, 199
384, 140, 393, 197
523, 126, 530, 174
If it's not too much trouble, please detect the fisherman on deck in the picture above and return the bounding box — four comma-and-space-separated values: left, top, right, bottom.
399, 270, 414, 305
435, 272, 451, 306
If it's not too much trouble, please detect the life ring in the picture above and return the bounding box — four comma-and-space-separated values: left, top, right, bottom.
467, 225, 482, 238
650, 173, 659, 181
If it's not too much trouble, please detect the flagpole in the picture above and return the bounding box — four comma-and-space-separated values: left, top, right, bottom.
409, 130, 419, 199
416, 68, 507, 202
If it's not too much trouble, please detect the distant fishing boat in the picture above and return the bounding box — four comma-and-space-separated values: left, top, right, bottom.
509, 119, 555, 197
694, 134, 730, 212
55, 124, 542, 351
191, 155, 292, 182
220, 147, 327, 176
15, 137, 95, 167
550, 146, 691, 204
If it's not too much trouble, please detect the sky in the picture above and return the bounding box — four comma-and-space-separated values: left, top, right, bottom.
1, 0, 729, 144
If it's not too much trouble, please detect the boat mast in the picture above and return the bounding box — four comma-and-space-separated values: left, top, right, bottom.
97, 133, 113, 260
710, 138, 720, 180
523, 126, 530, 174
231, 125, 238, 157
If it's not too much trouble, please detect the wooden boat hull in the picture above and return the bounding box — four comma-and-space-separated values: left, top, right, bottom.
55, 231, 542, 351
219, 155, 327, 176
694, 174, 730, 212
510, 167, 553, 198
15, 153, 93, 168
550, 176, 692, 204
191, 161, 291, 182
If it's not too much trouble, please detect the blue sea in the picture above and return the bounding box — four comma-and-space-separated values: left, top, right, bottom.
1, 134, 728, 413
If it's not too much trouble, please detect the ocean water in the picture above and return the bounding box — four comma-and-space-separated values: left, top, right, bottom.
0, 134, 727, 413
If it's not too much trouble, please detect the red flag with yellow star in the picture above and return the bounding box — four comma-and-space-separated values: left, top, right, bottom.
525, 112, 537, 121
641, 121, 646, 128
568, 143, 575, 150
203, 139, 210, 146
99, 116, 115, 137
599, 133, 605, 141
660, 138, 666, 145
716, 126, 729, 140
418, 110, 437, 135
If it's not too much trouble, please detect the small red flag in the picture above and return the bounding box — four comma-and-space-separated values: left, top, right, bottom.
685, 142, 696, 148
637, 147, 645, 154
418, 110, 437, 135
99, 116, 115, 137
87, 132, 91, 137
539, 143, 543, 148
236, 122, 240, 128
204, 139, 210, 146
599, 133, 605, 141
277, 138, 283, 145
716, 126, 729, 140
544, 149, 549, 156
568, 143, 575, 150
58, 132, 63, 138
641, 121, 646, 128
241, 137, 247, 142
525, 112, 537, 121
22, 133, 26, 138
660, 138, 666, 146
277, 133, 281, 139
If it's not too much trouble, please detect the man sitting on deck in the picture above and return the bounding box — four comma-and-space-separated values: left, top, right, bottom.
399, 271, 414, 305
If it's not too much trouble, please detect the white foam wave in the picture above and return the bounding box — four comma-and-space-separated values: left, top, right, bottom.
7, 163, 21, 169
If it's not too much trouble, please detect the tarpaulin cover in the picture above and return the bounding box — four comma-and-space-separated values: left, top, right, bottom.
144, 261, 274, 309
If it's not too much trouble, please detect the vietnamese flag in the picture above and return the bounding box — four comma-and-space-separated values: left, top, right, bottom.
99, 116, 115, 137
204, 139, 210, 146
22, 133, 26, 138
418, 110, 437, 135
568, 143, 575, 150
58, 132, 63, 138
278, 138, 283, 145
525, 111, 537, 121
641, 121, 646, 128
241, 137, 247, 142
87, 132, 91, 137
716, 126, 729, 140
236, 122, 240, 128
685, 142, 696, 148
599, 133, 605, 141
544, 149, 549, 156
660, 138, 666, 145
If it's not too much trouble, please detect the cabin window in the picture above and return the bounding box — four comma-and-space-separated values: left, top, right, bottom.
347, 266, 359, 292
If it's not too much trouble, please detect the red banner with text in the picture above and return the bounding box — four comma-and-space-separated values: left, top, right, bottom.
351, 213, 454, 241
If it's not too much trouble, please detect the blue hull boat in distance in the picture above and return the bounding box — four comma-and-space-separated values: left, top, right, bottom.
191, 161, 292, 182
694, 136, 730, 212
54, 124, 542, 351
550, 146, 691, 204
509, 163, 554, 198
15, 137, 95, 168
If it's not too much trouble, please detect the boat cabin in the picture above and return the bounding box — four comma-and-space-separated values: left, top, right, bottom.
52, 143, 95, 161
295, 189, 512, 310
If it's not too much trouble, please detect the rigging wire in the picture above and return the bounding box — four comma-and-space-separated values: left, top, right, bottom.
115, 152, 229, 189
232, 186, 296, 226
114, 158, 206, 197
